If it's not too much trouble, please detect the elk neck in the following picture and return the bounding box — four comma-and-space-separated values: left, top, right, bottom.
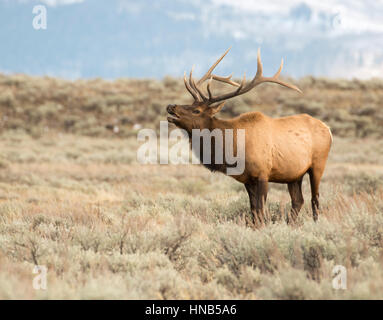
210, 116, 236, 131
188, 116, 237, 174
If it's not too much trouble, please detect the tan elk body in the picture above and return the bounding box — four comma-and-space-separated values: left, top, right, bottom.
167, 48, 332, 226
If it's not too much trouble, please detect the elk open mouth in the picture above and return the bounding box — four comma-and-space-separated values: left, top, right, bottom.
167, 110, 179, 123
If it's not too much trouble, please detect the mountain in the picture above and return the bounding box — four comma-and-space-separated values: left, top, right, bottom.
0, 0, 382, 79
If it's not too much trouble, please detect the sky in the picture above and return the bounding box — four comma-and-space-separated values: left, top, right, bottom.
0, 0, 382, 79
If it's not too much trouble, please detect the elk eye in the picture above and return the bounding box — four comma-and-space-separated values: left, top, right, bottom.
192, 109, 201, 114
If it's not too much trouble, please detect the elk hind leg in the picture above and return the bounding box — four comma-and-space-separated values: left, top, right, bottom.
308, 166, 325, 221
287, 177, 304, 224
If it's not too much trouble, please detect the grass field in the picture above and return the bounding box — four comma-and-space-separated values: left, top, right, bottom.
0, 75, 383, 299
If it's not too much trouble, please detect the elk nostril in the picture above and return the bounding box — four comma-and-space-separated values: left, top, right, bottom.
167, 104, 176, 112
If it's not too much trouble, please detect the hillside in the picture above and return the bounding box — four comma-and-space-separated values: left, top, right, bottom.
1, 74, 383, 138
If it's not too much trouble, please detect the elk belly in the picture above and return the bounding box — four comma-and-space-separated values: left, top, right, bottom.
269, 134, 312, 182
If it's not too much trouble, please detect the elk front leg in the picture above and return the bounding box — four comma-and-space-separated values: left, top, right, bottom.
256, 178, 269, 225
245, 183, 257, 227
287, 177, 304, 224
245, 178, 268, 228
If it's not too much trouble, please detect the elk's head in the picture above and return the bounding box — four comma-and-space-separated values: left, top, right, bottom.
167, 102, 225, 131
167, 48, 302, 131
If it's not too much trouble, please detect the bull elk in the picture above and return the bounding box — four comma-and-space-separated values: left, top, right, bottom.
167, 48, 332, 227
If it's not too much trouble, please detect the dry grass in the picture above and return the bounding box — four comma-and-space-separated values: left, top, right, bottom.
0, 74, 383, 299
0, 132, 382, 299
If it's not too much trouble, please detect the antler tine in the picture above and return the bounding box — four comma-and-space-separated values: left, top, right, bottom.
188, 67, 198, 97
274, 58, 283, 78
184, 71, 200, 101
239, 72, 246, 90
256, 48, 263, 77
211, 74, 240, 87
266, 57, 302, 93
261, 77, 302, 93
197, 47, 231, 86
207, 77, 213, 100
207, 73, 242, 102
189, 67, 208, 101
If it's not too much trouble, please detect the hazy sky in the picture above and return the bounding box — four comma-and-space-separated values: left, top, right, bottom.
1, 0, 382, 79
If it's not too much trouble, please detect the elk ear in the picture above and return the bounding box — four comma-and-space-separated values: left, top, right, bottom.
209, 102, 225, 116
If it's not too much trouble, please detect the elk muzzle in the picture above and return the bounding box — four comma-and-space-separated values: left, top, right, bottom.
167, 104, 180, 124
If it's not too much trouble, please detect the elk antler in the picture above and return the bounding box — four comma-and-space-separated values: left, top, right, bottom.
184, 48, 302, 104
183, 48, 240, 103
